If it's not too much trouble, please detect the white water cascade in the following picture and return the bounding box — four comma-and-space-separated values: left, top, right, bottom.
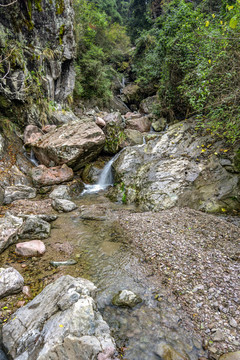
81, 156, 116, 195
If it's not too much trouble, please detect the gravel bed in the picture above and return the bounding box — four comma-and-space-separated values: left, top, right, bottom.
116, 207, 240, 358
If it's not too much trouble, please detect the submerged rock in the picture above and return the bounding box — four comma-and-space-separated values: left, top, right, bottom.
0, 267, 24, 299
2, 275, 116, 359
31, 116, 105, 170
219, 352, 240, 360
112, 290, 142, 308
154, 343, 190, 360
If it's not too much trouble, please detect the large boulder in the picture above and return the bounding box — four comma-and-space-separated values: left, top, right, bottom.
31, 164, 74, 187
4, 185, 37, 204
31, 116, 105, 170
112, 120, 240, 212
0, 267, 24, 299
2, 275, 116, 360
0, 213, 23, 253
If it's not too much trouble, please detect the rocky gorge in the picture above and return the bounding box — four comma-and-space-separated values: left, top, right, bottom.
0, 0, 240, 359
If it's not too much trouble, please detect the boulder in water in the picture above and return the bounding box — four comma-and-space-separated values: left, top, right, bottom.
154, 343, 190, 360
49, 185, 71, 200
16, 240, 46, 257
112, 290, 142, 308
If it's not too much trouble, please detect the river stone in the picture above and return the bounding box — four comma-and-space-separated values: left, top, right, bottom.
49, 185, 71, 200
3, 185, 37, 204
31, 116, 105, 170
152, 118, 167, 132
16, 240, 46, 257
0, 267, 24, 299
125, 115, 151, 133
2, 275, 116, 360
112, 119, 240, 212
219, 352, 240, 360
154, 343, 190, 360
0, 213, 23, 253
52, 198, 77, 212
112, 290, 142, 308
31, 164, 74, 187
18, 215, 51, 240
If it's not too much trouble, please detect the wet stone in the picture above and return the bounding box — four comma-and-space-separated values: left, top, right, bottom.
112, 290, 142, 308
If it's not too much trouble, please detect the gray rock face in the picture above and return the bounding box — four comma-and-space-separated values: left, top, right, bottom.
0, 267, 24, 299
0, 213, 23, 253
0, 0, 75, 104
112, 120, 240, 212
31, 116, 105, 170
2, 275, 116, 360
52, 198, 77, 212
18, 215, 51, 240
112, 290, 142, 308
4, 185, 37, 204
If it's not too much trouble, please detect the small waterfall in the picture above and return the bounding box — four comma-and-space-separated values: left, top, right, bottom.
82, 156, 117, 195
30, 149, 39, 166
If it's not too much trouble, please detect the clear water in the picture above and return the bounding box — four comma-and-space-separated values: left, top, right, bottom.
46, 194, 206, 360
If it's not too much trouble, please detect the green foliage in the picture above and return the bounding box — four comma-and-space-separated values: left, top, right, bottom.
73, 0, 130, 103
132, 0, 240, 142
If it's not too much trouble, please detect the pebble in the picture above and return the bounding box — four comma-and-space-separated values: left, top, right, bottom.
229, 318, 237, 328
212, 330, 225, 342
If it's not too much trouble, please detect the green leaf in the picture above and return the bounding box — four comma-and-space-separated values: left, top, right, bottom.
229, 17, 238, 29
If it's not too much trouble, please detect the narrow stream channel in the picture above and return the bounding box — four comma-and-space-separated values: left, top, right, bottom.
45, 192, 206, 360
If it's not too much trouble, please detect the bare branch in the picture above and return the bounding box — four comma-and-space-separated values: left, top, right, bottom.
0, 0, 17, 6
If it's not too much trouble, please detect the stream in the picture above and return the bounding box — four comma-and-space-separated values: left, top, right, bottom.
0, 160, 206, 360
47, 192, 205, 360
